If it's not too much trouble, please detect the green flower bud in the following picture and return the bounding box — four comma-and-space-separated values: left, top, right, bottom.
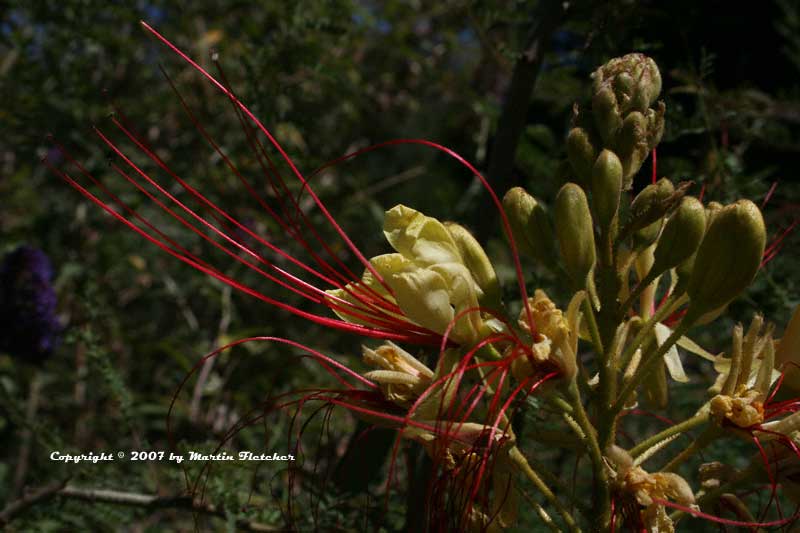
633, 219, 663, 251
650, 196, 706, 276
555, 183, 596, 289
502, 187, 557, 266
628, 178, 677, 232
705, 201, 723, 225
592, 86, 622, 146
592, 53, 662, 115
611, 103, 666, 189
444, 222, 501, 307
646, 102, 666, 148
567, 127, 598, 185
591, 149, 623, 230
675, 201, 724, 290
686, 200, 767, 318
616, 111, 648, 187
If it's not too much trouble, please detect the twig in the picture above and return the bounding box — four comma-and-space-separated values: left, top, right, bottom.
0, 479, 69, 527
12, 372, 43, 498
353, 165, 426, 201
475, 0, 567, 240
190, 285, 232, 423
56, 485, 278, 532
510, 446, 582, 532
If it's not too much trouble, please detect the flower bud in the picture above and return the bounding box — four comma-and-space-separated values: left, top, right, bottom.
444, 222, 501, 307
705, 201, 723, 224
555, 183, 596, 289
502, 187, 557, 266
566, 126, 598, 185
591, 149, 623, 231
627, 178, 677, 232
616, 111, 648, 186
650, 196, 706, 276
592, 86, 622, 146
675, 201, 723, 291
686, 200, 767, 318
613, 103, 666, 188
646, 102, 666, 148
592, 53, 662, 114
632, 219, 663, 251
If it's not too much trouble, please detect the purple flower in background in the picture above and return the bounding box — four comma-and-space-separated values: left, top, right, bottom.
0, 245, 61, 363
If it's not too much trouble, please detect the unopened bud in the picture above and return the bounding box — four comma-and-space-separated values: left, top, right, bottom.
646, 102, 666, 149
628, 178, 677, 232
686, 200, 767, 318
591, 149, 623, 230
650, 196, 706, 276
616, 111, 649, 187
445, 222, 501, 307
705, 201, 723, 225
633, 219, 663, 251
592, 53, 662, 114
675, 201, 724, 290
567, 127, 598, 185
592, 86, 622, 146
555, 183, 596, 289
613, 103, 666, 188
502, 187, 557, 267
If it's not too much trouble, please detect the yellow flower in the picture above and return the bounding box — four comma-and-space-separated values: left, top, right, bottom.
511, 290, 582, 381
327, 205, 496, 345
362, 342, 433, 407
606, 446, 695, 532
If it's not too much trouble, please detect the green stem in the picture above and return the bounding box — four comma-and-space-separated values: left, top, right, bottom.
612, 316, 694, 416
526, 455, 592, 516
567, 381, 610, 531
620, 269, 657, 317
616, 292, 683, 372
582, 298, 604, 357
476, 342, 504, 362
660, 426, 721, 472
629, 413, 709, 459
509, 446, 582, 532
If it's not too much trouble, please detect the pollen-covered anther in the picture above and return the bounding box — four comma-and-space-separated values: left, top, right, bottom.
512, 290, 578, 381
362, 342, 433, 406
606, 446, 696, 532
709, 388, 765, 428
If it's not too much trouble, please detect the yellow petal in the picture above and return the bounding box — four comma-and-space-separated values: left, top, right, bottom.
383, 204, 462, 266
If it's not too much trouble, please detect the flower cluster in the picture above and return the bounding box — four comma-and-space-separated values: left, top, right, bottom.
49, 26, 800, 532
0, 245, 61, 364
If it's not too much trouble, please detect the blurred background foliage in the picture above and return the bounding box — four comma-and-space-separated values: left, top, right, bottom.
1, 0, 799, 530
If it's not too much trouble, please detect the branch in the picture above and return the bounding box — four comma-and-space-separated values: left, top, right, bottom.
0, 482, 278, 532
475, 0, 567, 240
55, 485, 278, 531
0, 479, 69, 527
